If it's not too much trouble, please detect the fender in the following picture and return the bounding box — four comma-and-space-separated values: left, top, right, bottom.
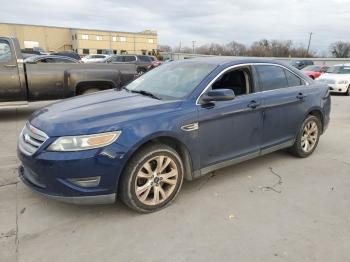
120, 130, 196, 181
67, 68, 121, 95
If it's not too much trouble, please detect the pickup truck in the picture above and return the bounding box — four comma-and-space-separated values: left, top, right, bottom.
0, 37, 137, 106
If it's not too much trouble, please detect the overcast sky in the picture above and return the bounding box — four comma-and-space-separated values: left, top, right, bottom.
0, 0, 349, 54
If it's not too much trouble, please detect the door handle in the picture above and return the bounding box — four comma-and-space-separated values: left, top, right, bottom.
4, 64, 17, 68
296, 93, 307, 100
247, 100, 260, 109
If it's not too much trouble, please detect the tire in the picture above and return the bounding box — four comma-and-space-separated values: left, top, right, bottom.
137, 68, 147, 76
345, 86, 350, 96
119, 143, 184, 213
80, 88, 101, 95
289, 115, 322, 158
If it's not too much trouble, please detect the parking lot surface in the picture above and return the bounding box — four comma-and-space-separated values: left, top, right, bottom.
0, 97, 349, 262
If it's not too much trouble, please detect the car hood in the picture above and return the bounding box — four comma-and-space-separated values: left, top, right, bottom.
29, 90, 182, 137
318, 73, 350, 80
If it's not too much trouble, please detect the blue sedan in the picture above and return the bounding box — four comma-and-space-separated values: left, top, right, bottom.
17, 58, 331, 212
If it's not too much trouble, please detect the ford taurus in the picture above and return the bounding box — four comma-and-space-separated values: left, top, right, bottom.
17, 58, 331, 212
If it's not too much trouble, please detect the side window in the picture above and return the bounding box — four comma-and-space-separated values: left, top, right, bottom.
0, 40, 12, 63
139, 56, 150, 62
284, 69, 302, 87
211, 68, 251, 96
256, 65, 288, 91
124, 56, 136, 62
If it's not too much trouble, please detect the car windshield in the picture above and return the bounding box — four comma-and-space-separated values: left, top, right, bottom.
326, 66, 350, 74
302, 65, 321, 71
125, 61, 217, 100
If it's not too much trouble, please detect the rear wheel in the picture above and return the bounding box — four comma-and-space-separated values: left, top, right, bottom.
119, 144, 184, 213
289, 115, 321, 158
137, 68, 147, 76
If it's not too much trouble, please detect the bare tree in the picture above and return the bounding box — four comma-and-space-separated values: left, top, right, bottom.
224, 41, 246, 56
170, 39, 315, 58
158, 45, 172, 52
330, 41, 350, 58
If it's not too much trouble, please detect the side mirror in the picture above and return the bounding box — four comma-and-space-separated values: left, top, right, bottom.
200, 89, 235, 103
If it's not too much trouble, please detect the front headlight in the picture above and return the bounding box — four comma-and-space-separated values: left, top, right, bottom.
48, 131, 121, 152
338, 80, 348, 84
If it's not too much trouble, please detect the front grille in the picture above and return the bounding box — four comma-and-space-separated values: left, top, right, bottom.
18, 123, 48, 156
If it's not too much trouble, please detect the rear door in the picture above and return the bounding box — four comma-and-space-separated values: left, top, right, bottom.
0, 38, 24, 102
254, 64, 308, 150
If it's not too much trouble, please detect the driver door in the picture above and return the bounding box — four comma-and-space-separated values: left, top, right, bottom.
197, 66, 263, 172
0, 38, 24, 102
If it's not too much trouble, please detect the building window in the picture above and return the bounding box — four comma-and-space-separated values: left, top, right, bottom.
120, 36, 126, 42
96, 35, 103, 41
120, 50, 127, 54
97, 49, 103, 54
72, 35, 74, 40
82, 34, 89, 40
82, 49, 90, 55
75, 34, 77, 40
112, 36, 117, 42
148, 39, 154, 44
113, 50, 118, 54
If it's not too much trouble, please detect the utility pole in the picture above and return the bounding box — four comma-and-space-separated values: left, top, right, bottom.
306, 32, 313, 57
192, 40, 196, 54
179, 41, 182, 53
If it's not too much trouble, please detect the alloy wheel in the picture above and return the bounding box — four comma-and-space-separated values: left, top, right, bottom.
301, 120, 319, 153
135, 155, 178, 206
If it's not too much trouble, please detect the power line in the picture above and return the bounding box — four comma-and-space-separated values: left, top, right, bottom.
306, 32, 313, 57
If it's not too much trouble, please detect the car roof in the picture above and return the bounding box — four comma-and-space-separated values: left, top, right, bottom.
333, 63, 350, 67
181, 56, 292, 67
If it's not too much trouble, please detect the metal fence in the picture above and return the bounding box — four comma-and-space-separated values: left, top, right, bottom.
160, 52, 350, 66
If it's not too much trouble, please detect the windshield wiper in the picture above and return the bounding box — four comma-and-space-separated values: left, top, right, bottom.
130, 90, 161, 100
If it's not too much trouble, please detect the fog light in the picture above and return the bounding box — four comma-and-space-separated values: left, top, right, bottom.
68, 177, 101, 188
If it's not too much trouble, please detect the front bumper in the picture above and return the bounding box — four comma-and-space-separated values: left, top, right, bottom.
328, 84, 348, 93
19, 166, 116, 204
17, 142, 128, 204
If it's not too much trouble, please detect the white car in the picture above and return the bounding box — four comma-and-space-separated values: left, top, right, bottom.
81, 54, 110, 64
317, 64, 350, 95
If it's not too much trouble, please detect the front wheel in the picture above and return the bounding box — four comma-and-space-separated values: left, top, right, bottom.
119, 144, 184, 213
289, 115, 321, 158
345, 85, 350, 96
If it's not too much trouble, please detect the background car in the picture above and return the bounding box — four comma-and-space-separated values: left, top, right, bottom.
82, 54, 110, 63
317, 64, 350, 95
106, 54, 161, 75
302, 65, 329, 79
51, 51, 81, 61
24, 55, 80, 64
290, 59, 314, 70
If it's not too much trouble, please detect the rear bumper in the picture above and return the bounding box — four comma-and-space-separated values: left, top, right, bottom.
18, 166, 116, 204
